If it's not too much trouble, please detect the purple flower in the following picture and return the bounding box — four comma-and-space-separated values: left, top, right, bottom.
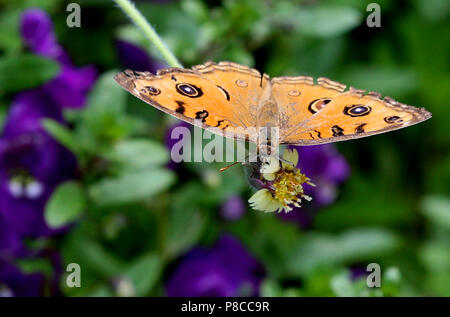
0, 90, 77, 237
0, 216, 24, 260
20, 9, 97, 109
293, 144, 350, 206
20, 8, 65, 62
0, 260, 44, 297
279, 144, 350, 227
350, 265, 367, 281
220, 195, 246, 221
116, 39, 167, 72
165, 120, 191, 170
166, 235, 265, 297
42, 64, 97, 109
0, 8, 97, 237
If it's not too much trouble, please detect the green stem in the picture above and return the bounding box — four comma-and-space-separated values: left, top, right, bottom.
113, 0, 182, 68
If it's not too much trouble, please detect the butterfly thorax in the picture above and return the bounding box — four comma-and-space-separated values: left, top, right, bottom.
256, 97, 280, 162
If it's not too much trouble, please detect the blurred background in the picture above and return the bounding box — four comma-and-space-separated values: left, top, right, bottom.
0, 0, 449, 297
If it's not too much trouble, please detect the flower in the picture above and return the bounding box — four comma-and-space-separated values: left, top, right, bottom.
0, 215, 25, 260
20, 8, 64, 61
166, 234, 265, 297
350, 265, 367, 281
165, 120, 191, 169
0, 214, 62, 297
0, 90, 77, 237
0, 260, 44, 297
20, 9, 97, 109
220, 195, 246, 221
276, 145, 350, 227
292, 144, 350, 206
116, 39, 167, 72
0, 8, 97, 237
248, 149, 314, 213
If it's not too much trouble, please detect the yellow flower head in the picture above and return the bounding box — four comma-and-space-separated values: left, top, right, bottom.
248, 149, 315, 213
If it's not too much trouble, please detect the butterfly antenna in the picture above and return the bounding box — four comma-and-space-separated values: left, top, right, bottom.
220, 153, 253, 172
219, 161, 239, 172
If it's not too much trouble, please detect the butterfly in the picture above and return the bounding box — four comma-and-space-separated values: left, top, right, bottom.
114, 61, 431, 163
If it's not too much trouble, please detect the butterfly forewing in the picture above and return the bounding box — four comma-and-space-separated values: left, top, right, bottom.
192, 61, 270, 130
114, 67, 256, 140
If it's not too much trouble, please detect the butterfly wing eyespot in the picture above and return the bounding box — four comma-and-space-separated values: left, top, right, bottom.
384, 115, 403, 124
308, 98, 332, 114
288, 89, 301, 97
176, 83, 203, 98
235, 79, 248, 87
142, 86, 161, 96
343, 104, 372, 117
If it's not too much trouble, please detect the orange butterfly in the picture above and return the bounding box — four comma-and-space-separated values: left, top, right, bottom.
114, 61, 431, 162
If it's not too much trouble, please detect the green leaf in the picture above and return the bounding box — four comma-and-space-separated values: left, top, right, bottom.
260, 279, 284, 297
89, 169, 176, 206
108, 139, 169, 170
287, 228, 400, 277
166, 203, 207, 258
340, 66, 418, 97
0, 54, 60, 93
123, 253, 162, 296
137, 2, 205, 62
419, 241, 450, 272
315, 174, 413, 230
381, 267, 402, 296
260, 279, 303, 297
0, 9, 21, 53
74, 239, 124, 278
16, 258, 54, 278
330, 271, 356, 297
45, 181, 86, 228
296, 6, 362, 38
413, 0, 450, 21
86, 70, 126, 114
80, 70, 128, 140
420, 195, 450, 230
42, 119, 81, 157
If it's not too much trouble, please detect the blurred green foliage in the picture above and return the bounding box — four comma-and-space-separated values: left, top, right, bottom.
0, 0, 449, 297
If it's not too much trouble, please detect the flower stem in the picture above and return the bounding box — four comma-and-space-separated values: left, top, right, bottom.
113, 0, 182, 68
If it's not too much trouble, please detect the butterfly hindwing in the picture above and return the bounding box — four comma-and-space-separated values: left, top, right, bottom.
271, 76, 345, 130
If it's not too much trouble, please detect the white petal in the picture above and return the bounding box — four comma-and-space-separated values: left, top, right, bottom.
282, 148, 299, 170
260, 157, 280, 174
249, 189, 267, 203
248, 189, 281, 213
265, 199, 282, 212
263, 173, 276, 181
25, 181, 44, 199
8, 181, 23, 198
